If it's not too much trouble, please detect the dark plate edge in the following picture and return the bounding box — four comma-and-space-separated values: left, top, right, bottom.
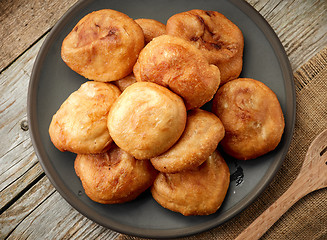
27, 0, 296, 238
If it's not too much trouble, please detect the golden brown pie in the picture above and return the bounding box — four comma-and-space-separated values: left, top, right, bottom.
151, 150, 230, 216
133, 35, 220, 109
107, 82, 187, 160
166, 9, 244, 85
151, 109, 225, 173
74, 145, 157, 204
61, 9, 144, 82
212, 78, 285, 160
49, 81, 121, 154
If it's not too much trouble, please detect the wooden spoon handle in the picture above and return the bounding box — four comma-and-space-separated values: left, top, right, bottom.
235, 177, 310, 240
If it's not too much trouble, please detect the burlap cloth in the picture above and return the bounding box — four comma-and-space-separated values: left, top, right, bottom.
118, 47, 327, 240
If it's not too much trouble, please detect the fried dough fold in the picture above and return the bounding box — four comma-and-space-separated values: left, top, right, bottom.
113, 74, 137, 92
135, 18, 166, 44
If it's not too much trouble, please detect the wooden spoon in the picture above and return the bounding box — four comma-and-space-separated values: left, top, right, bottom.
235, 129, 327, 240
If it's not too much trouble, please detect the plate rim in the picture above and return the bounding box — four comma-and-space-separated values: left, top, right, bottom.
27, 0, 295, 238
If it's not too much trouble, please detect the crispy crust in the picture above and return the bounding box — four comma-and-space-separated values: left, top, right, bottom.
74, 146, 157, 204
151, 109, 225, 173
212, 78, 285, 160
49, 81, 121, 154
135, 18, 166, 44
133, 35, 220, 110
61, 9, 144, 82
107, 82, 187, 160
166, 9, 244, 85
113, 73, 137, 92
151, 150, 230, 216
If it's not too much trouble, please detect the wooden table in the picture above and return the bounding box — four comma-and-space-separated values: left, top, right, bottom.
1, 0, 326, 239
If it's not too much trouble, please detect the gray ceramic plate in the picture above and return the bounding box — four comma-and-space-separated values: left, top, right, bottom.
28, 0, 295, 238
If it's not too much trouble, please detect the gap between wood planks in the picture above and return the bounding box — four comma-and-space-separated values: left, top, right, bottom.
0, 29, 51, 76
0, 168, 45, 215
2, 183, 56, 240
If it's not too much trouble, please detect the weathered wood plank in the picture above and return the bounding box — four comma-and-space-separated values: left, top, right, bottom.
6, 190, 120, 240
0, 37, 45, 196
0, 0, 78, 72
0, 162, 44, 210
247, 0, 327, 71
0, 177, 55, 239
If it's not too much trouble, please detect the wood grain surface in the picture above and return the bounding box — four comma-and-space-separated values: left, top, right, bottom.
0, 0, 78, 72
0, 0, 326, 239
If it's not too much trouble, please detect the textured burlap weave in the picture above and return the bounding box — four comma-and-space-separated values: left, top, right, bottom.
118, 46, 327, 240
